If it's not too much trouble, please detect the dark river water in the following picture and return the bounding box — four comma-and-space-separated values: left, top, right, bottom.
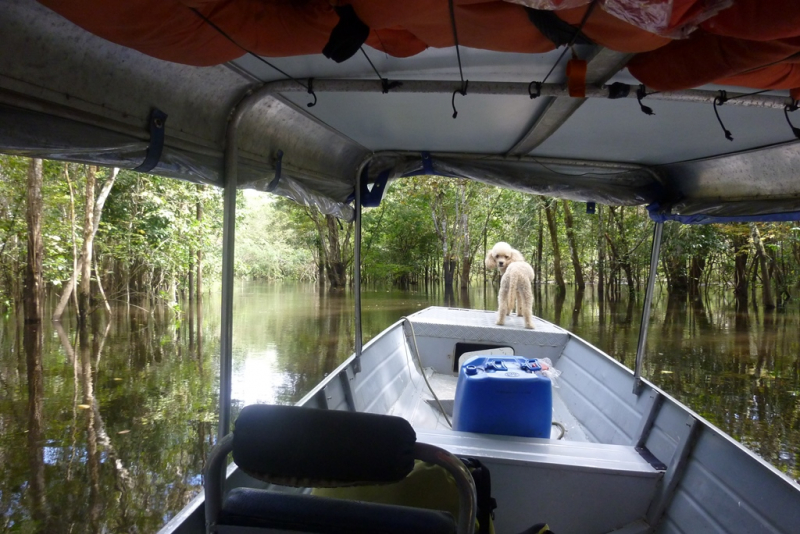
1, 281, 798, 532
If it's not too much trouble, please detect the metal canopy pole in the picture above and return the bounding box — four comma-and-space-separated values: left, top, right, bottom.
258, 79, 792, 110
353, 163, 363, 369
217, 114, 240, 440
633, 221, 663, 395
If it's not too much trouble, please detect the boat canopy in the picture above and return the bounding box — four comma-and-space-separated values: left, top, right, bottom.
3, 0, 800, 222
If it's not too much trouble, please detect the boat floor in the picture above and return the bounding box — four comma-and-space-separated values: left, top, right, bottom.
379, 312, 662, 533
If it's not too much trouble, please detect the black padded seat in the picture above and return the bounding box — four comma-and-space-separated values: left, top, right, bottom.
220, 488, 456, 534
204, 405, 477, 534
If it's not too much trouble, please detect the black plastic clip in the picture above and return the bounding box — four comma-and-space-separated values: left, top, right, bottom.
636, 85, 654, 116
528, 81, 542, 99
452, 80, 468, 119
134, 108, 168, 173
586, 202, 596, 215
607, 82, 630, 99
307, 78, 317, 108
381, 78, 402, 94
713, 90, 733, 141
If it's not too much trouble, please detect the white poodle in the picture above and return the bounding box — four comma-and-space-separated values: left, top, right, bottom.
485, 242, 535, 329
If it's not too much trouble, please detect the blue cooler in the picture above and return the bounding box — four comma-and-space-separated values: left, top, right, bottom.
452, 356, 552, 438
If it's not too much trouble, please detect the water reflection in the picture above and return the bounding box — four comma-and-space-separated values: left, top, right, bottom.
0, 282, 798, 532
25, 322, 47, 532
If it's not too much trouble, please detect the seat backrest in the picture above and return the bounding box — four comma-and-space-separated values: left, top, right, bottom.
204, 405, 477, 534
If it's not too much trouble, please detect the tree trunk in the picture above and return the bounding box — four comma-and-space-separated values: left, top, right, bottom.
458, 183, 471, 289
460, 257, 472, 289
25, 158, 44, 324
561, 200, 585, 290
545, 200, 566, 293
605, 233, 636, 300
54, 167, 119, 321
750, 223, 775, 309
731, 233, 749, 309
535, 208, 543, 285
430, 190, 456, 290
78, 166, 96, 325
597, 205, 605, 300
443, 256, 456, 287
688, 256, 705, 300
324, 215, 349, 288
197, 187, 204, 301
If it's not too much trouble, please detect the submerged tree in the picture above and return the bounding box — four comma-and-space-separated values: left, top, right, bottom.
562, 199, 585, 291
544, 199, 566, 293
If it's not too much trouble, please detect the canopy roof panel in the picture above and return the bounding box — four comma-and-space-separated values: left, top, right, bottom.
1, 0, 799, 221
531, 96, 795, 164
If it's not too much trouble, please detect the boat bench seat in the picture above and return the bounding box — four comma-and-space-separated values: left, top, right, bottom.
416, 428, 663, 534
416, 428, 661, 477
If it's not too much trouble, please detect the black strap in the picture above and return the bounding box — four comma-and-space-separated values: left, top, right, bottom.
361, 168, 390, 208
382, 78, 403, 94
133, 108, 167, 173
322, 5, 370, 63
525, 8, 594, 47
607, 82, 630, 100
265, 150, 283, 193
460, 458, 497, 534
528, 81, 542, 99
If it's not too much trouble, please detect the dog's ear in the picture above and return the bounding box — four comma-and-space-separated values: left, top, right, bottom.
510, 248, 525, 263
485, 249, 497, 269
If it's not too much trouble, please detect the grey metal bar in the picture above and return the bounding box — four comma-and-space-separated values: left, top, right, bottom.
203, 433, 234, 534
645, 415, 701, 525
353, 160, 363, 368
632, 391, 664, 448
339, 368, 356, 411
217, 108, 241, 439
506, 48, 633, 156
633, 221, 663, 395
414, 442, 477, 534
259, 79, 793, 110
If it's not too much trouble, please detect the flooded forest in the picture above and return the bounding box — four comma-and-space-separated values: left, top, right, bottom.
1, 156, 799, 531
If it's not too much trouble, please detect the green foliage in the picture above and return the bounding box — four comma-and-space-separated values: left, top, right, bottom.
235, 191, 315, 280
2, 155, 800, 304
362, 179, 440, 283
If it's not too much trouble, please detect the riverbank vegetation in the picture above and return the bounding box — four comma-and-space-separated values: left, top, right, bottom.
2, 155, 799, 319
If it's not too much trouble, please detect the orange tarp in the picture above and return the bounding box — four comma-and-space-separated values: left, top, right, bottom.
36, 0, 800, 95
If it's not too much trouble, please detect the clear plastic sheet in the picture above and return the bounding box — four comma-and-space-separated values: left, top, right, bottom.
366, 153, 664, 206
505, 0, 591, 8
505, 0, 733, 37
602, 0, 732, 38
248, 174, 355, 222
0, 104, 356, 220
